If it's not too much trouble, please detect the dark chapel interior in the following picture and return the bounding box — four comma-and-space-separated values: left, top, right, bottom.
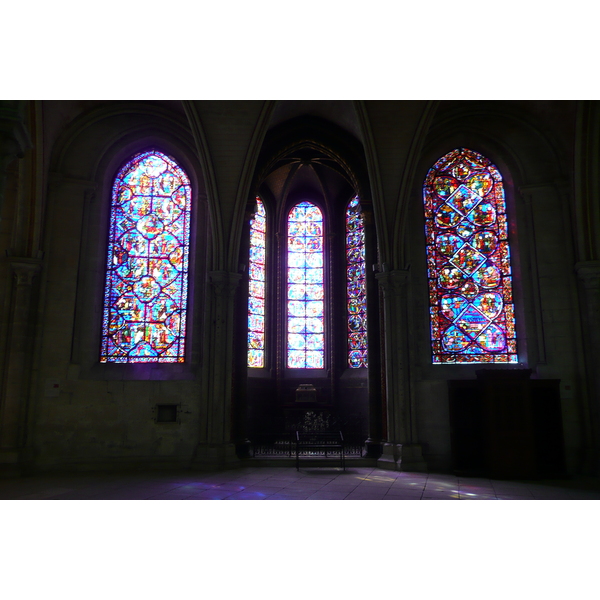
1, 99, 599, 481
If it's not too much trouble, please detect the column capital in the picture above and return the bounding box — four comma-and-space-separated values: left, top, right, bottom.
375, 268, 410, 296
575, 261, 600, 289
209, 270, 242, 298
10, 259, 42, 286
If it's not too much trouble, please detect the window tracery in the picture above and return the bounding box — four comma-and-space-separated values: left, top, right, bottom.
346, 196, 368, 368
100, 150, 191, 363
287, 201, 325, 369
423, 148, 518, 363
248, 197, 266, 368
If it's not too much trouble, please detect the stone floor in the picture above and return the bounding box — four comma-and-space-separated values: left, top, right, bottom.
2, 465, 600, 499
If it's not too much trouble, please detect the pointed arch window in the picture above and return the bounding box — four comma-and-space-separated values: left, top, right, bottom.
100, 150, 192, 363
287, 201, 325, 369
346, 196, 368, 368
246, 195, 370, 372
248, 197, 266, 367
423, 148, 518, 364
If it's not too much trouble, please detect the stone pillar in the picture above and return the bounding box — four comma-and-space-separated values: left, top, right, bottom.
232, 207, 254, 459
375, 268, 427, 471
193, 270, 242, 469
576, 261, 600, 473
0, 260, 41, 474
362, 207, 383, 458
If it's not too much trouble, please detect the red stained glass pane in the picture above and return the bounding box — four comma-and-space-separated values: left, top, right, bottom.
424, 148, 518, 364
346, 196, 368, 368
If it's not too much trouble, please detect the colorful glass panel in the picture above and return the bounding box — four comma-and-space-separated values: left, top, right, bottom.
100, 151, 191, 362
287, 202, 324, 368
346, 196, 368, 368
248, 197, 266, 368
424, 148, 518, 364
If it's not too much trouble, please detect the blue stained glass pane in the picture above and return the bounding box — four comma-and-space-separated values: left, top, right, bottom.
304, 207, 322, 221
248, 197, 266, 367
249, 246, 265, 263
289, 206, 306, 221
248, 349, 264, 368
288, 350, 306, 368
306, 317, 324, 333
248, 314, 264, 331
289, 238, 306, 252
424, 148, 517, 363
305, 222, 322, 236
288, 222, 306, 236
288, 253, 307, 268
100, 150, 190, 363
306, 352, 324, 368
306, 334, 324, 350
249, 281, 264, 298
288, 333, 306, 350
288, 301, 306, 317
288, 318, 306, 333
346, 196, 368, 368
305, 269, 323, 283
305, 253, 323, 268
305, 237, 322, 252
287, 201, 324, 369
306, 301, 323, 317
288, 269, 306, 283
249, 297, 264, 314
249, 263, 265, 281
305, 285, 324, 300
288, 284, 306, 299
248, 332, 264, 349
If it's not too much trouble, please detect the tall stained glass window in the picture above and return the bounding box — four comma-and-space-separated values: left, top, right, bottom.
346, 196, 368, 368
287, 201, 325, 368
424, 148, 518, 364
248, 197, 266, 368
100, 150, 191, 363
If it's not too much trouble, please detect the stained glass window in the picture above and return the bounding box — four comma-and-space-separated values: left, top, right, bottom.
287, 201, 325, 369
248, 197, 266, 368
100, 150, 191, 363
423, 148, 518, 364
346, 196, 368, 368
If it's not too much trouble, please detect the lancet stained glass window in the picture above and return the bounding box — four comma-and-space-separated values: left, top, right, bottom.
424, 148, 517, 363
287, 202, 325, 368
100, 150, 191, 363
248, 197, 266, 368
346, 196, 368, 368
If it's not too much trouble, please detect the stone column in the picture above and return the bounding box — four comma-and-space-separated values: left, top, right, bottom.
362, 208, 383, 457
0, 260, 41, 474
193, 270, 242, 469
576, 261, 600, 473
232, 207, 254, 459
375, 268, 426, 471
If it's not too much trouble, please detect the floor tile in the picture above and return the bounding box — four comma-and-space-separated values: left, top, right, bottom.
2, 468, 599, 500
307, 491, 349, 500
224, 491, 269, 500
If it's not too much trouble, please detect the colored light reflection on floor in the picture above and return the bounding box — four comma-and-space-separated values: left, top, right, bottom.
3, 467, 600, 500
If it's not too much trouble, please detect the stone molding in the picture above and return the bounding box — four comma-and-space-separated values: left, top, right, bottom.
576, 261, 600, 289
375, 268, 410, 297
10, 260, 42, 286
376, 442, 427, 472
209, 270, 241, 298
0, 113, 31, 165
